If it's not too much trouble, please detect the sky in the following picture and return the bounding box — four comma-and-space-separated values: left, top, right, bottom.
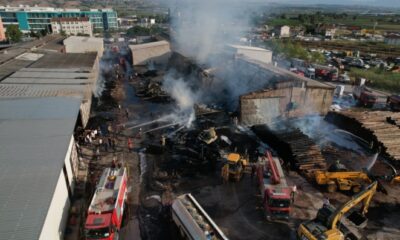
269, 0, 398, 7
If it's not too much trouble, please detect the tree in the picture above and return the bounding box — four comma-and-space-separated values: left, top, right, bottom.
6, 25, 22, 43
126, 26, 150, 37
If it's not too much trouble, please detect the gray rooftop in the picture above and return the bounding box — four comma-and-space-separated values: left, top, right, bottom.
29, 52, 98, 68
0, 97, 81, 240
0, 84, 91, 100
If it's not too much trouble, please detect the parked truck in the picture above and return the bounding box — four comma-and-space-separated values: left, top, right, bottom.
353, 78, 377, 108
85, 167, 128, 240
171, 193, 229, 240
313, 64, 338, 81
256, 151, 292, 221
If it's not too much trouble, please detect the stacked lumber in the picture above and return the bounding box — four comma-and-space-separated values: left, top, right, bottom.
326, 111, 400, 162
276, 129, 327, 172
252, 125, 327, 175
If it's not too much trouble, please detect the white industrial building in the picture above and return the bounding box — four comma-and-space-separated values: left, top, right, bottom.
227, 44, 273, 64
0, 97, 81, 240
51, 17, 93, 36
64, 36, 104, 57
129, 40, 171, 66
0, 52, 99, 127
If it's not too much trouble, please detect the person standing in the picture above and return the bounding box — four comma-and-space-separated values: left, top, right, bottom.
291, 185, 297, 203
128, 138, 133, 153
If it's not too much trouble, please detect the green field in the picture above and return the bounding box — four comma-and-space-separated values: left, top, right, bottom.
266, 14, 400, 31
350, 68, 400, 93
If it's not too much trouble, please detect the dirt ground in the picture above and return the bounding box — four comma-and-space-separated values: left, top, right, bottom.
81, 50, 400, 240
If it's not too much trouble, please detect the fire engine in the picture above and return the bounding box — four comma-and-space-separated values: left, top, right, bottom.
85, 167, 128, 240
172, 193, 229, 240
257, 151, 292, 221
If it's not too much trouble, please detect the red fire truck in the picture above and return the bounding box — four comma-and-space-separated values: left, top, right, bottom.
85, 167, 128, 240
257, 151, 292, 221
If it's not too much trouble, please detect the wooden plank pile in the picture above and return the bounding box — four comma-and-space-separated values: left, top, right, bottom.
326, 111, 400, 163
252, 125, 327, 176
276, 129, 327, 173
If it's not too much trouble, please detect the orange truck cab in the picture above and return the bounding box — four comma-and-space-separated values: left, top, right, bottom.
85, 168, 128, 240
257, 151, 292, 221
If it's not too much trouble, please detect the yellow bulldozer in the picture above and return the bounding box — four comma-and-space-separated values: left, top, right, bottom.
221, 153, 249, 182
298, 181, 378, 240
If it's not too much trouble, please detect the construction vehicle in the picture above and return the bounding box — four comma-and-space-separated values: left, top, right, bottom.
297, 181, 378, 240
198, 127, 218, 144
386, 95, 400, 111
221, 153, 249, 182
314, 170, 372, 193
171, 193, 229, 240
85, 167, 128, 240
256, 151, 292, 221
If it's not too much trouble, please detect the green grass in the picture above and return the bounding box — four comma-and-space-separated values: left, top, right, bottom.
349, 68, 400, 93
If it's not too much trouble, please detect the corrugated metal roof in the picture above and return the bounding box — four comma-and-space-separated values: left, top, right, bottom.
0, 97, 81, 240
129, 40, 170, 50
29, 53, 97, 68
0, 84, 91, 100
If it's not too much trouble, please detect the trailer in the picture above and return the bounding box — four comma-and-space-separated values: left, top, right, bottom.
256, 151, 292, 221
172, 193, 229, 240
85, 167, 128, 240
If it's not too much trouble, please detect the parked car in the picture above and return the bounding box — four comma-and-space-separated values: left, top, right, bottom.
338, 73, 351, 83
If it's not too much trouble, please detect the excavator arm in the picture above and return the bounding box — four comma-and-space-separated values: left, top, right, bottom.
328, 181, 378, 229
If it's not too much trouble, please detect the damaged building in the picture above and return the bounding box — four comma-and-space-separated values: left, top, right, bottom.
235, 57, 334, 126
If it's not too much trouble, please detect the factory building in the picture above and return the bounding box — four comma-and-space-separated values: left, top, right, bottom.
129, 40, 171, 66
64, 36, 104, 58
0, 52, 99, 127
0, 5, 117, 32
226, 45, 273, 64
236, 56, 334, 126
0, 97, 82, 240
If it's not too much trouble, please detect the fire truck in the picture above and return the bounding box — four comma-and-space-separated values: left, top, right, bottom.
256, 151, 292, 221
172, 193, 229, 240
85, 167, 128, 240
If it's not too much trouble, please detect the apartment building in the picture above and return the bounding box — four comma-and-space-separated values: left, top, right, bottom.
51, 17, 93, 36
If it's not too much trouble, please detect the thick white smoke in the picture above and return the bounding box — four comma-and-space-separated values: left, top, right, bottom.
170, 0, 251, 63
162, 72, 199, 127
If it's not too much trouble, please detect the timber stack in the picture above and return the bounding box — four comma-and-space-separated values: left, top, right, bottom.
252, 125, 327, 177
326, 110, 400, 164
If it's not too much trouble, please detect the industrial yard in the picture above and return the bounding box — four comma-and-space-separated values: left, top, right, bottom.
76, 41, 400, 240
0, 2, 400, 240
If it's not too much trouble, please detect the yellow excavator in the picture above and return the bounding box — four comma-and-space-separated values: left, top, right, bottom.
314, 170, 372, 193
298, 181, 378, 240
221, 153, 249, 182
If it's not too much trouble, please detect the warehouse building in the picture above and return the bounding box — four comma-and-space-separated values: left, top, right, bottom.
237, 56, 334, 126
0, 5, 117, 32
0, 97, 82, 240
64, 36, 104, 57
0, 52, 99, 127
226, 44, 273, 64
130, 40, 171, 66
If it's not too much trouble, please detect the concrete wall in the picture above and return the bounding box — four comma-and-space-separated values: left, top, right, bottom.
130, 41, 171, 66
236, 48, 272, 65
38, 135, 76, 240
38, 170, 70, 240
240, 86, 334, 126
64, 36, 104, 58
